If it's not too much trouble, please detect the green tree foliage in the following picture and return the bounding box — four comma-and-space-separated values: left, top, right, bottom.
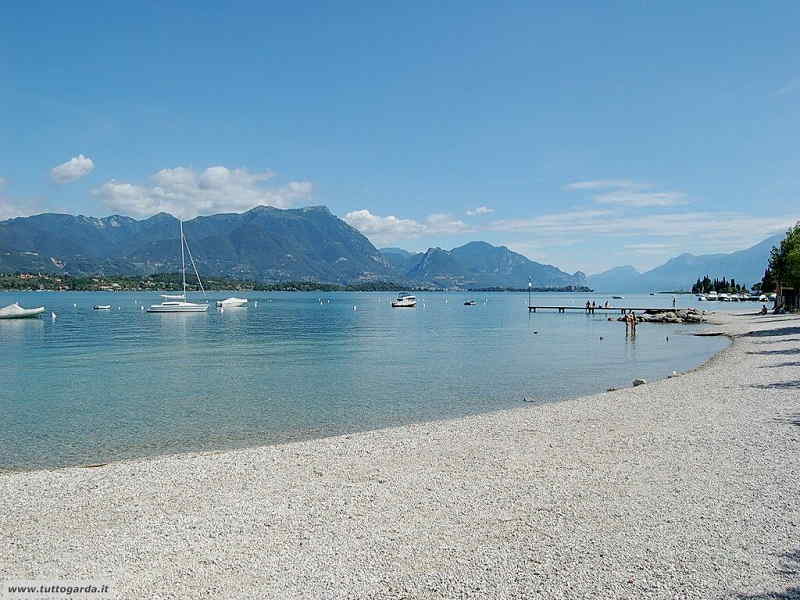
766, 223, 800, 292
691, 275, 750, 295
758, 269, 776, 293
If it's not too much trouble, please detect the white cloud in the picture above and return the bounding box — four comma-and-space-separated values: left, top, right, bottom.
563, 180, 641, 191
565, 179, 688, 207
51, 154, 95, 183
94, 166, 313, 219
0, 198, 29, 221
0, 178, 41, 221
488, 209, 795, 250
424, 213, 472, 234
594, 190, 687, 207
466, 205, 494, 216
773, 78, 800, 96
623, 243, 677, 250
343, 209, 471, 245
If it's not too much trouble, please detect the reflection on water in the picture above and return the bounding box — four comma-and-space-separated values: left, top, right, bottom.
0, 318, 43, 343
0, 291, 729, 471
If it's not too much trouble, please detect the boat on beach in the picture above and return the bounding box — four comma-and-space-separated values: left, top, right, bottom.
147, 220, 209, 313
391, 295, 417, 308
0, 303, 45, 319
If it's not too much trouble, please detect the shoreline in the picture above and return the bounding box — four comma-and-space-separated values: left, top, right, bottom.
1, 314, 729, 476
1, 310, 798, 598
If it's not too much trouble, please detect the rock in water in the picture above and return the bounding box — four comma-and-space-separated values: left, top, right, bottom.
632, 378, 647, 387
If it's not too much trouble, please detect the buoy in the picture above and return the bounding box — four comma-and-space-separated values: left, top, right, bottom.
353, 305, 357, 311
73, 303, 77, 308
51, 312, 56, 320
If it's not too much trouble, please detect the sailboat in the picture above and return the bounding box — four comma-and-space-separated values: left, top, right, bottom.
147, 220, 209, 313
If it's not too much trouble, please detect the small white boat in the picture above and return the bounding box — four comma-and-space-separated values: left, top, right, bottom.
696, 295, 706, 301
464, 299, 478, 306
216, 297, 248, 308
391, 295, 417, 308
93, 305, 112, 310
0, 303, 46, 319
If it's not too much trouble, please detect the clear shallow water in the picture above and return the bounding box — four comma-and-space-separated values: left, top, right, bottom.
0, 291, 729, 471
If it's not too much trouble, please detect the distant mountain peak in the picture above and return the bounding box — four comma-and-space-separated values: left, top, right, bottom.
587, 234, 782, 292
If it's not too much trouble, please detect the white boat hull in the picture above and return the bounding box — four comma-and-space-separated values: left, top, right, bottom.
147, 302, 208, 313
391, 300, 417, 307
216, 298, 248, 308
0, 304, 45, 319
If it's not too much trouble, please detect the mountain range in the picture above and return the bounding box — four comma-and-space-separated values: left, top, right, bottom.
586, 234, 782, 292
0, 207, 586, 289
0, 206, 783, 290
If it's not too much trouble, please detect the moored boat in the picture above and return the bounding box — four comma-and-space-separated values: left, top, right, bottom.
216, 297, 248, 308
147, 300, 208, 313
147, 220, 209, 313
391, 295, 417, 308
93, 305, 112, 310
0, 303, 45, 319
464, 300, 478, 306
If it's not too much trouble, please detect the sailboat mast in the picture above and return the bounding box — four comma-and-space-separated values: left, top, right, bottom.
180, 219, 186, 297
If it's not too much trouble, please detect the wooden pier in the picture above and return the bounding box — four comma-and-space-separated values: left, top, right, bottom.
528, 305, 674, 314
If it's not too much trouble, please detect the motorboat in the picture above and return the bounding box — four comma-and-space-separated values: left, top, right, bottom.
612, 295, 624, 299
706, 291, 718, 301
464, 300, 478, 306
93, 305, 112, 310
696, 295, 706, 301
216, 297, 248, 308
0, 303, 45, 319
147, 220, 209, 313
391, 295, 417, 308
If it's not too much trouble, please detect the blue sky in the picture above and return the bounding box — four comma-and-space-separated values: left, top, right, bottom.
1, 1, 799, 274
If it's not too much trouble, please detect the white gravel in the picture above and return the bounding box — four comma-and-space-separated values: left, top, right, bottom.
1, 311, 799, 599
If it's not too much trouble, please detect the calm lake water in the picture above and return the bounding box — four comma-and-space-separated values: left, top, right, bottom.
0, 290, 730, 471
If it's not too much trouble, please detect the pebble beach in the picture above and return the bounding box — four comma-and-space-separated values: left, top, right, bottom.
1, 310, 798, 599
